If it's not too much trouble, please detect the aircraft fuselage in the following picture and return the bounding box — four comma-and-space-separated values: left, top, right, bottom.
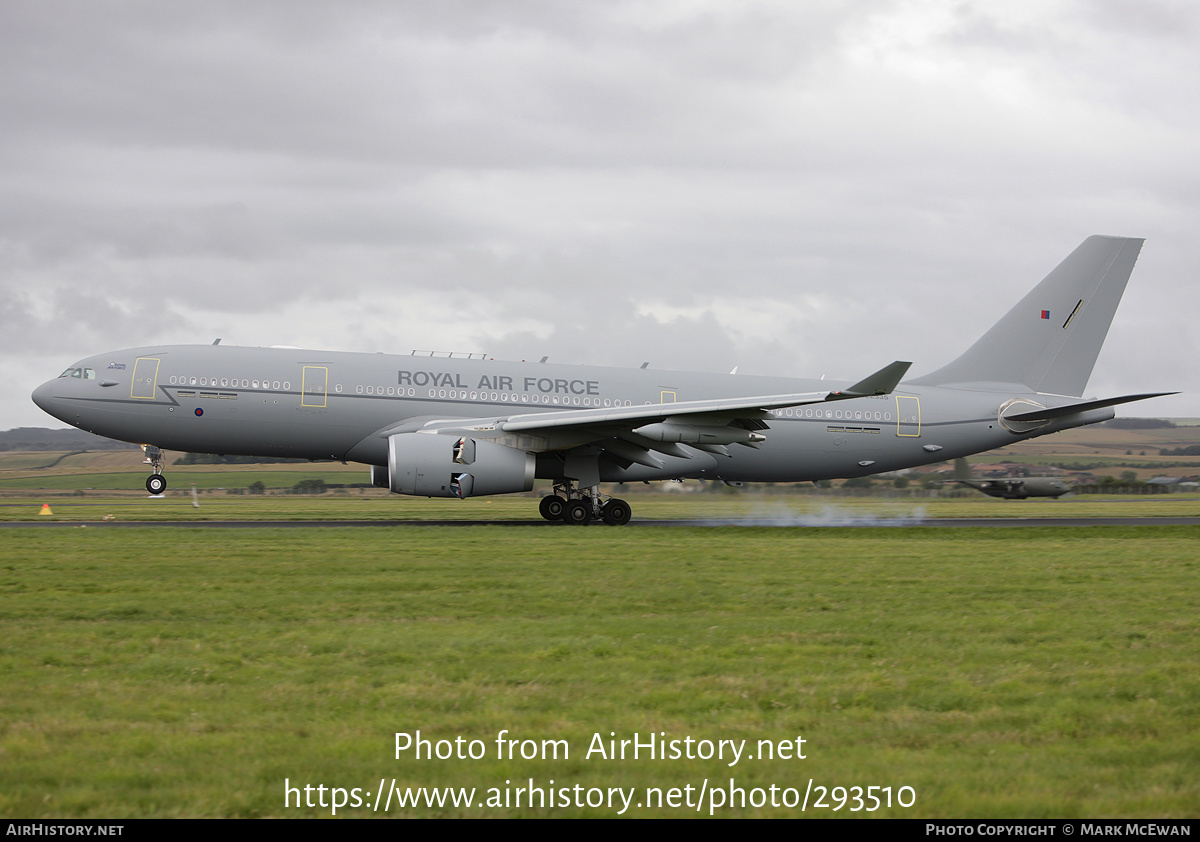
32, 343, 1110, 486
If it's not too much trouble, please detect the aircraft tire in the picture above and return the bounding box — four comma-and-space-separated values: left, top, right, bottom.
146, 475, 167, 495
539, 495, 566, 521
601, 499, 631, 526
563, 500, 591, 525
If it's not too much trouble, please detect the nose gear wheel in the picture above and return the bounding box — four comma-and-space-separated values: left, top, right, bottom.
142, 445, 167, 495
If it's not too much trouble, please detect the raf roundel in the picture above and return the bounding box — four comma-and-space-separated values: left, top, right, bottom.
194, 408, 203, 417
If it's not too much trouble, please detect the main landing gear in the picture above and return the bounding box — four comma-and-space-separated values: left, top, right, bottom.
142, 445, 167, 495
539, 482, 632, 526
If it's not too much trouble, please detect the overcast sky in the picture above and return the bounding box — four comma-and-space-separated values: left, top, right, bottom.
3, 0, 1197, 430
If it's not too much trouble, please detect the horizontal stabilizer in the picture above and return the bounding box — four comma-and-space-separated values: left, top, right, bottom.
830, 360, 912, 399
1004, 392, 1178, 423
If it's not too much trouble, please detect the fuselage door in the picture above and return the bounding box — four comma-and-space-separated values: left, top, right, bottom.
896, 396, 921, 437
131, 358, 160, 400
301, 366, 328, 408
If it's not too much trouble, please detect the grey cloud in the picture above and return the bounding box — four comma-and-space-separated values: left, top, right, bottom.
4, 1, 1199, 428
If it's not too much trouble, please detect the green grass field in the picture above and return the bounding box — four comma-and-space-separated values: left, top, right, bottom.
1, 521, 1197, 817
0, 469, 365, 491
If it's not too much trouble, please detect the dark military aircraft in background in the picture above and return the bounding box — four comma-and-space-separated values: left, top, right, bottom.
946, 458, 1073, 499
32, 236, 1173, 524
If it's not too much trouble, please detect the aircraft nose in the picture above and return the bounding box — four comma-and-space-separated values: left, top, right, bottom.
31, 379, 62, 417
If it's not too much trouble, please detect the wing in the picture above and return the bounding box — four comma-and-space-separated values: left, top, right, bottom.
390, 361, 911, 466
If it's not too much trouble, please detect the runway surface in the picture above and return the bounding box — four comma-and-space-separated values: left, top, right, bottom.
4, 517, 1200, 528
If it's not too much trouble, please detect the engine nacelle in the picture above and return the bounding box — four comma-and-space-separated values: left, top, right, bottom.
387, 433, 535, 498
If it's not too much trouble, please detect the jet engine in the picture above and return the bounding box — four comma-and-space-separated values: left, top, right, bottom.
387, 433, 535, 498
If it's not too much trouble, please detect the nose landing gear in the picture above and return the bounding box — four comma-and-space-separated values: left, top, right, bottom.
142, 445, 167, 495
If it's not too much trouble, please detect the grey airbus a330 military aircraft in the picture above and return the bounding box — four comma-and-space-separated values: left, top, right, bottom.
32, 236, 1173, 525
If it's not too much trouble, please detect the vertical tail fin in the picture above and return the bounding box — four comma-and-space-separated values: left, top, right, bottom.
908, 236, 1143, 396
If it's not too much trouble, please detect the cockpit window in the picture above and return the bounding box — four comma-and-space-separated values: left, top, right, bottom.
57, 367, 94, 379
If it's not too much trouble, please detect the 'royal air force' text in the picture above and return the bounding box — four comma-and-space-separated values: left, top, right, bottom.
398, 370, 600, 396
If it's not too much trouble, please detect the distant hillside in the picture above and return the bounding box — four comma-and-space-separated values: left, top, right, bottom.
0, 427, 138, 452
1103, 418, 1176, 429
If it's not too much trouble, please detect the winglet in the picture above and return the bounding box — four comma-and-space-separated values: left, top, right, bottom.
830, 361, 912, 399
